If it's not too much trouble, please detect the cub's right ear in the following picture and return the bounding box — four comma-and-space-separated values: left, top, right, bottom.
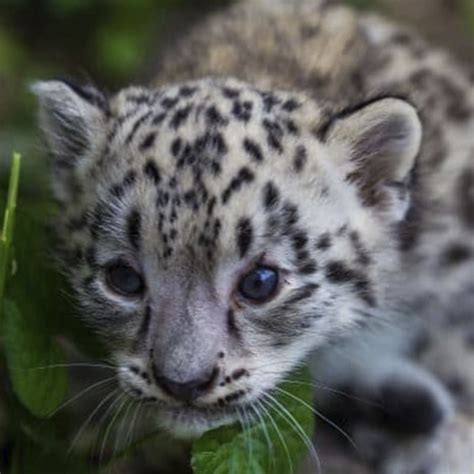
31, 80, 108, 200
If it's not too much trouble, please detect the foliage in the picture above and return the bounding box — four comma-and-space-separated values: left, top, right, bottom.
0, 0, 225, 127
0, 153, 20, 311
463, 0, 474, 32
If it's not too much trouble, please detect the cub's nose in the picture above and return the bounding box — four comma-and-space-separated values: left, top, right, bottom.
153, 366, 218, 402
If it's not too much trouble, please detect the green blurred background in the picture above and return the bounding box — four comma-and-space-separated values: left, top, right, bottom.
0, 0, 473, 196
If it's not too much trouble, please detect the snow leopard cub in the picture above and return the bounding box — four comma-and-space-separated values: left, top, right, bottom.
32, 0, 474, 472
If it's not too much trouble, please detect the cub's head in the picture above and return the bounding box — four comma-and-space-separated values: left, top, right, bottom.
32, 77, 421, 437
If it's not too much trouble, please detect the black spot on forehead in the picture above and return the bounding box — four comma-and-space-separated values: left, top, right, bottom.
125, 110, 152, 145
243, 138, 264, 163
179, 85, 198, 97
236, 218, 253, 259
282, 98, 302, 112
171, 137, 182, 157
291, 231, 308, 251
232, 100, 253, 122
284, 118, 299, 135
209, 132, 228, 155
161, 96, 179, 109
221, 167, 255, 204
263, 118, 284, 153
326, 261, 356, 283
222, 87, 240, 99
139, 132, 156, 151
184, 190, 198, 208
293, 145, 307, 172
127, 209, 141, 250
170, 104, 193, 129
206, 105, 227, 126
125, 92, 152, 105
316, 232, 332, 250
207, 196, 217, 216
263, 181, 280, 211
281, 202, 299, 227
298, 261, 318, 274
110, 170, 137, 199
261, 92, 281, 112
152, 112, 167, 125
156, 190, 170, 208
143, 160, 161, 185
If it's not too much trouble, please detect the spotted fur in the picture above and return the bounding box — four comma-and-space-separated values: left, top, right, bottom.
33, 0, 474, 470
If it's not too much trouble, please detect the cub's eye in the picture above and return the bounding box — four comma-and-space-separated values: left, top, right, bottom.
105, 263, 144, 297
238, 266, 279, 303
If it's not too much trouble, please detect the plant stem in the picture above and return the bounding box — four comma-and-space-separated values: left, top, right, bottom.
0, 152, 22, 314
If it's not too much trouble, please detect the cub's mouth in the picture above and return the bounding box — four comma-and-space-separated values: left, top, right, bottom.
116, 360, 277, 437
151, 402, 248, 438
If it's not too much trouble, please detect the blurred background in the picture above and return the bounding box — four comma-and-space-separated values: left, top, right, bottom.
0, 0, 473, 195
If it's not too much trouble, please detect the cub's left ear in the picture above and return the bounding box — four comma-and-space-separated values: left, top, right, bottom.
31, 80, 108, 161
323, 97, 422, 210
31, 79, 109, 201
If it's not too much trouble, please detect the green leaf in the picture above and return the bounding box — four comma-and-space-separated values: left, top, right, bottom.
192, 367, 315, 474
3, 299, 68, 418
7, 198, 106, 359
0, 152, 21, 314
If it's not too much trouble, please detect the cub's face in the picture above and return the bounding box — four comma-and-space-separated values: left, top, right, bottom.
33, 78, 421, 436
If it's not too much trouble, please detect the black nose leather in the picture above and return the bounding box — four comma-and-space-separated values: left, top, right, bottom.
154, 367, 218, 402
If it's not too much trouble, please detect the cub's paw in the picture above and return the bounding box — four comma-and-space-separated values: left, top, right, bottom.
314, 362, 455, 471
372, 374, 452, 436
321, 365, 453, 438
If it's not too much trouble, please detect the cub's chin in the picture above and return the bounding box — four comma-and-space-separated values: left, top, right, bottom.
153, 404, 241, 439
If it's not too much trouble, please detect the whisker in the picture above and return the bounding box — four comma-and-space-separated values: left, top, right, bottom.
278, 378, 382, 409
10, 362, 116, 372
274, 386, 359, 452
255, 398, 294, 474
241, 406, 254, 470
262, 392, 321, 474
67, 387, 120, 456
248, 401, 275, 472
237, 406, 252, 471
99, 393, 128, 466
93, 390, 124, 459
125, 400, 143, 448
47, 376, 116, 419
114, 399, 135, 455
